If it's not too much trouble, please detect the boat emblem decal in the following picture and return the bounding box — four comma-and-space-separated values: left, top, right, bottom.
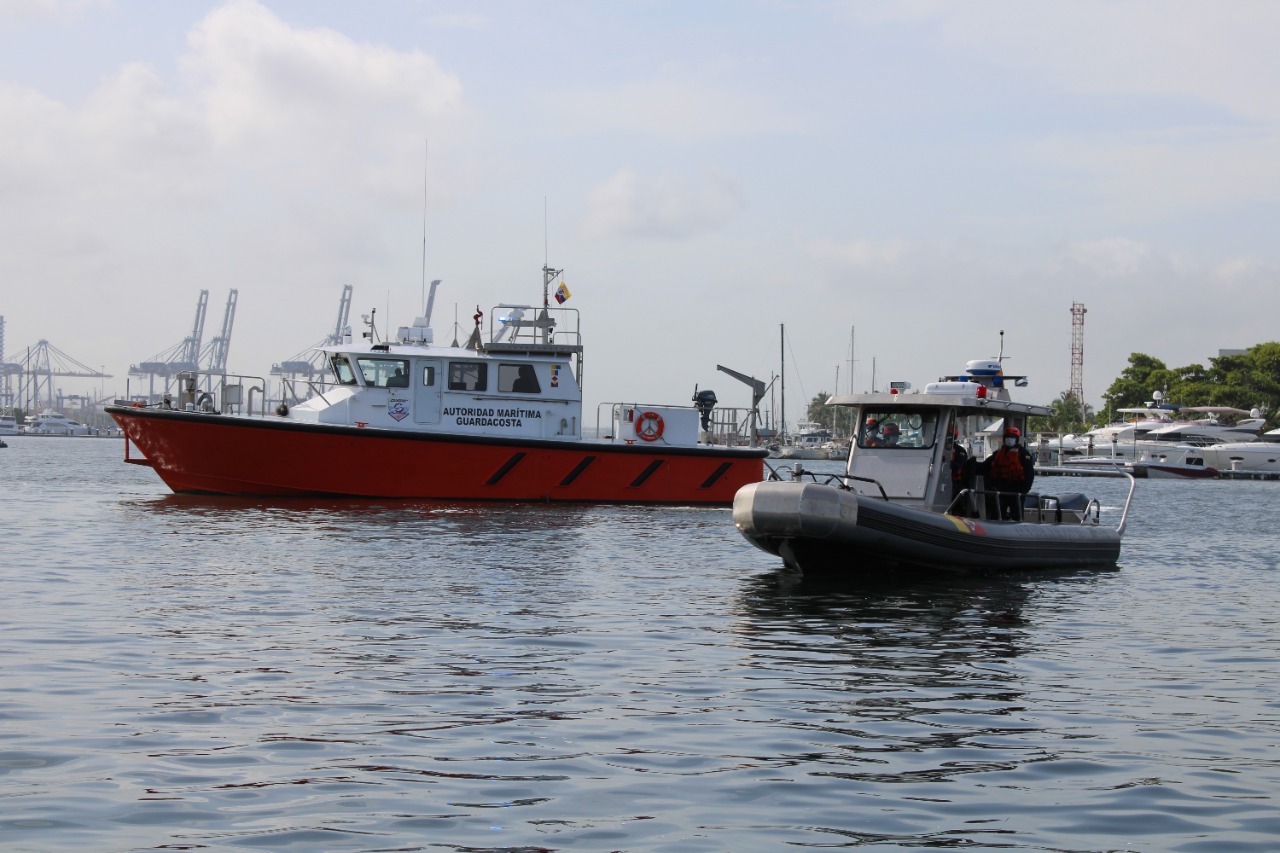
388, 397, 410, 421
551, 365, 560, 388
945, 515, 987, 536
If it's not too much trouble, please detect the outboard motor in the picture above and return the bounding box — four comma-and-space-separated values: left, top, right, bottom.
693, 388, 718, 431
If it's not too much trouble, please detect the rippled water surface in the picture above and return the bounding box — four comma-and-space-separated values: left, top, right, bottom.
3, 437, 1279, 851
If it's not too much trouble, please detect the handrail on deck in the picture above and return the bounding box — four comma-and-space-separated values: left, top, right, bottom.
1037, 466, 1137, 536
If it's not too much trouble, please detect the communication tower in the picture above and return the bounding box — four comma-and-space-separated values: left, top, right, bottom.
1070, 302, 1086, 402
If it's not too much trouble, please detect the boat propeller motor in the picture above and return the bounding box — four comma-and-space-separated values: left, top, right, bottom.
692, 388, 718, 431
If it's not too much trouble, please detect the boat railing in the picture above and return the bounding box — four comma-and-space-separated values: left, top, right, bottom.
766, 461, 891, 500
596, 401, 739, 446
487, 304, 582, 351
1036, 466, 1137, 536
279, 376, 344, 409
146, 371, 270, 417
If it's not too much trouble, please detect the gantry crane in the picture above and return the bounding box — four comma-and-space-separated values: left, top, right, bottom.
129, 290, 209, 401
271, 284, 354, 390
199, 289, 238, 390
5, 338, 111, 412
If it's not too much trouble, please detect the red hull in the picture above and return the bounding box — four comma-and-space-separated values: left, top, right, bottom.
108, 407, 766, 504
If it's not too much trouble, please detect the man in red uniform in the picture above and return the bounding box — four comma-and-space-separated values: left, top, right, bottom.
979, 426, 1035, 520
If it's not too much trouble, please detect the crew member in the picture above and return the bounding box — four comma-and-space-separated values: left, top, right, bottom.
978, 425, 1035, 520
860, 417, 881, 447
949, 427, 970, 488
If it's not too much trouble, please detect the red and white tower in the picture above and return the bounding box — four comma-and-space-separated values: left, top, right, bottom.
1070, 302, 1086, 402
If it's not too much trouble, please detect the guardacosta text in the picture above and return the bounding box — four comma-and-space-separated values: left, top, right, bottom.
443, 406, 543, 428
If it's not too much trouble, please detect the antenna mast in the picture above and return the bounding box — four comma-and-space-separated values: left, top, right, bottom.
427, 139, 437, 312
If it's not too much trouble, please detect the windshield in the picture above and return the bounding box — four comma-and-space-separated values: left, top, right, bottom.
331, 356, 358, 385
856, 410, 939, 449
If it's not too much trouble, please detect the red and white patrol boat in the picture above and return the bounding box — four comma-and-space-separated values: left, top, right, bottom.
107, 265, 766, 503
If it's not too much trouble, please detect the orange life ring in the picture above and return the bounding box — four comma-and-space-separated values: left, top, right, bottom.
634, 410, 664, 442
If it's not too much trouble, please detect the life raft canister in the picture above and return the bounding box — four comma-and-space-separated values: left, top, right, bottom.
634, 410, 665, 442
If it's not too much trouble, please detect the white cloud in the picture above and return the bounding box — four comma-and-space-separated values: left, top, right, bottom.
555, 77, 795, 142
805, 238, 916, 272
581, 168, 744, 240
0, 0, 110, 28
183, 0, 467, 198
1062, 238, 1154, 278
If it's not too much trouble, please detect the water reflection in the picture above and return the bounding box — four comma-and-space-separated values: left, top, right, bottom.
730, 569, 1109, 786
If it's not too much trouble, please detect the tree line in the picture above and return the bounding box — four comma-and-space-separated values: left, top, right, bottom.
803, 342, 1280, 435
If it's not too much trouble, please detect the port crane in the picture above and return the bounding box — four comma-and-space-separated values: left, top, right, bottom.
4, 337, 112, 413
129, 290, 208, 401
271, 284, 353, 394
198, 289, 238, 390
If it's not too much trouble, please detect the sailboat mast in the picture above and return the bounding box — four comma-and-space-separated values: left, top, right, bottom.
779, 324, 786, 439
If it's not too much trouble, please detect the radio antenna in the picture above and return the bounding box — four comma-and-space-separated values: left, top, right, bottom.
420, 138, 429, 313
543, 195, 549, 266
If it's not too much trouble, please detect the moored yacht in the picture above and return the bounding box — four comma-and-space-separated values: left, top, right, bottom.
25, 410, 90, 436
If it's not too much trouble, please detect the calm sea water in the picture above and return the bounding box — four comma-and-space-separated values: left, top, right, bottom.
3, 437, 1279, 852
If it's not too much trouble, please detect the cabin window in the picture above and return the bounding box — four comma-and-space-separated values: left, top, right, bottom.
422, 365, 436, 387
331, 356, 358, 385
857, 410, 938, 449
498, 363, 541, 394
448, 361, 488, 391
357, 357, 411, 388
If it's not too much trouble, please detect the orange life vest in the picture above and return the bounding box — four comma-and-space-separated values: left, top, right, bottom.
989, 446, 1028, 482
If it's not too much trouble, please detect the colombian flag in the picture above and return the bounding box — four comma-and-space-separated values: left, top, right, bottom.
555, 282, 571, 304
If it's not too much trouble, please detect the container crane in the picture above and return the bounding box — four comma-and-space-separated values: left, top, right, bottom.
271, 284, 353, 390
199, 289, 238, 390
7, 339, 111, 412
130, 290, 209, 401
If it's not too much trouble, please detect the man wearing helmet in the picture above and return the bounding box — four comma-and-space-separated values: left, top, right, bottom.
978, 425, 1035, 520
860, 417, 881, 447
879, 423, 901, 446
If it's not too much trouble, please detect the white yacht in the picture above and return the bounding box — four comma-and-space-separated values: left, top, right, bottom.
0, 413, 18, 436
25, 410, 91, 436
776, 420, 835, 460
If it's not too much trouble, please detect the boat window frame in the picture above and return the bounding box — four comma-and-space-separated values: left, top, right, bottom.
448, 361, 488, 392
331, 356, 359, 386
497, 363, 542, 394
856, 409, 940, 450
356, 356, 412, 388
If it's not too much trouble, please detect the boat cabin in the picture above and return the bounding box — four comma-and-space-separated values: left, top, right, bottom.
830, 361, 1050, 513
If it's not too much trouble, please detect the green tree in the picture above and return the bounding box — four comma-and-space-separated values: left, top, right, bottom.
1100, 353, 1175, 417
1030, 390, 1095, 434
1099, 343, 1280, 428
807, 391, 835, 431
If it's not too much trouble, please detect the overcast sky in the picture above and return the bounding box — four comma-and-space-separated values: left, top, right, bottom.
2, 0, 1278, 424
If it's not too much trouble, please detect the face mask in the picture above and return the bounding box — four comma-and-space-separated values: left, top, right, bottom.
1004, 437, 1017, 447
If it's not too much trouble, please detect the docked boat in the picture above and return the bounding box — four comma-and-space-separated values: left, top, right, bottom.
775, 420, 835, 460
25, 410, 90, 436
107, 265, 766, 502
733, 360, 1135, 575
1130, 459, 1218, 479
0, 413, 18, 436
